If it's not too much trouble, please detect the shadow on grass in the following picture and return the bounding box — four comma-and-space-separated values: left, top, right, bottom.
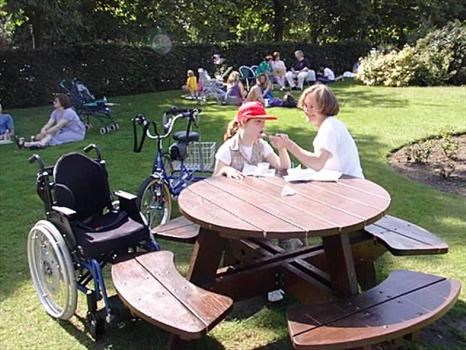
58, 313, 226, 350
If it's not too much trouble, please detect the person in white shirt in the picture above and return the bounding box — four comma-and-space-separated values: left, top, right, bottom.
270, 51, 287, 90
214, 101, 290, 179
316, 65, 336, 84
269, 84, 363, 179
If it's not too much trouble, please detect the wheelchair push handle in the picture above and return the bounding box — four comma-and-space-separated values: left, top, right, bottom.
83, 143, 102, 160
28, 154, 45, 171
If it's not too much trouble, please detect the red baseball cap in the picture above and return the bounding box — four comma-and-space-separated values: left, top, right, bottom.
235, 102, 277, 123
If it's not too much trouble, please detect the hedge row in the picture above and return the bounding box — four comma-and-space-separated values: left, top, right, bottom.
0, 41, 370, 108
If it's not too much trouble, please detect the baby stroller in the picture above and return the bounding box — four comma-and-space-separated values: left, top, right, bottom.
59, 79, 119, 135
197, 68, 228, 104
27, 144, 159, 338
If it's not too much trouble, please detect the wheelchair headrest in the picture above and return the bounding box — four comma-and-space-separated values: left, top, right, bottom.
54, 153, 112, 220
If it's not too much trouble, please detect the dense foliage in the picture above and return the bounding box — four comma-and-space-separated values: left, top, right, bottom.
0, 40, 369, 108
2, 0, 465, 49
356, 21, 466, 86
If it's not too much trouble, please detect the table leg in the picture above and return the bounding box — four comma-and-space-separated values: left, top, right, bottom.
187, 227, 226, 285
322, 233, 359, 297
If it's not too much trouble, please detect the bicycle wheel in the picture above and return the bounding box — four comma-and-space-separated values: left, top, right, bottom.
137, 175, 172, 230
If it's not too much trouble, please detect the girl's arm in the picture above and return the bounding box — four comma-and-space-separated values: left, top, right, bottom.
265, 147, 291, 170
267, 137, 291, 170
214, 159, 244, 179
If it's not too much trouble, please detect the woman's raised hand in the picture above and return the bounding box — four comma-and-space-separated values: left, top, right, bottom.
269, 133, 290, 149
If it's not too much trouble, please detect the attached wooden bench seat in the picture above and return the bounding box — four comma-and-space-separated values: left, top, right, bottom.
153, 216, 200, 243
364, 215, 448, 256
112, 251, 233, 344
287, 270, 461, 350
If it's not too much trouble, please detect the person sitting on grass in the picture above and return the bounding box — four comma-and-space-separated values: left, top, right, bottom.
16, 94, 86, 150
316, 65, 336, 84
225, 71, 247, 106
182, 69, 198, 98
0, 103, 15, 142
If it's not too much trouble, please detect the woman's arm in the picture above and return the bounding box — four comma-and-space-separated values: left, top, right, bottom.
46, 118, 68, 135
214, 159, 244, 179
286, 137, 331, 171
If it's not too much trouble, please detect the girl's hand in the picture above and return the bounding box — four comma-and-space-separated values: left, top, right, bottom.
223, 167, 245, 180
269, 134, 290, 149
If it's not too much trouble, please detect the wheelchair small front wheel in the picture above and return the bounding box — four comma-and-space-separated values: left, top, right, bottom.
137, 175, 172, 231
27, 220, 77, 320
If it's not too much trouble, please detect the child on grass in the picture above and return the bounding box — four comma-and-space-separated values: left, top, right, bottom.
182, 70, 198, 98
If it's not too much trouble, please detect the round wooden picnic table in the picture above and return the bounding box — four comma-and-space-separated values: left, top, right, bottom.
178, 175, 391, 297
179, 175, 391, 239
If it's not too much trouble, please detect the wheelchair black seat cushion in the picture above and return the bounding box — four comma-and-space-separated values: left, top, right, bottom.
72, 212, 150, 258
173, 131, 199, 142
54, 153, 112, 220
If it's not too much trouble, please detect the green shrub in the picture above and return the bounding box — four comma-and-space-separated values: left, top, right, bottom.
0, 41, 370, 108
356, 20, 466, 87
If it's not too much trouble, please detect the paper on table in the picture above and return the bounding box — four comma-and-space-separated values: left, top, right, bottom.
242, 163, 276, 177
284, 167, 342, 182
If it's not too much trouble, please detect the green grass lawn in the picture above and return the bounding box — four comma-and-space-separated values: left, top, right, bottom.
1, 81, 465, 349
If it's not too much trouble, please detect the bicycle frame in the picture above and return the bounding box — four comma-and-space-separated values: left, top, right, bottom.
132, 108, 207, 198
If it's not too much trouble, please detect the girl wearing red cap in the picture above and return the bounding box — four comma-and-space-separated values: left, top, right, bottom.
214, 101, 290, 179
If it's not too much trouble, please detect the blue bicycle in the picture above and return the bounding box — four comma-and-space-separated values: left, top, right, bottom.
132, 107, 216, 230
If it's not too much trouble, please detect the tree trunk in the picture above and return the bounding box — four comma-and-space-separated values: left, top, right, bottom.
272, 0, 284, 41
30, 12, 43, 49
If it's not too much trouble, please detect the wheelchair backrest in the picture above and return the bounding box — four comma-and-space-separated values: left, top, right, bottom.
53, 153, 112, 220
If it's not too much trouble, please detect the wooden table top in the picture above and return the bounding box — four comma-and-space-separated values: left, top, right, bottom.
178, 175, 390, 239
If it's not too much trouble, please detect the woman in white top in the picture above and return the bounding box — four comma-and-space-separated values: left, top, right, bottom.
270, 84, 363, 178
270, 51, 287, 90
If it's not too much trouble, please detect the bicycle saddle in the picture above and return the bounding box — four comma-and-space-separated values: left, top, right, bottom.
173, 131, 200, 143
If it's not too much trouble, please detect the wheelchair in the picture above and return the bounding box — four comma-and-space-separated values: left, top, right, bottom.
26, 144, 159, 338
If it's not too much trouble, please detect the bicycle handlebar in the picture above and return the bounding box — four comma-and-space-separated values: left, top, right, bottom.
132, 108, 201, 153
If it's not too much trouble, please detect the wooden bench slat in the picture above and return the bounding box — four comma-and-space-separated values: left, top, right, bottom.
135, 252, 232, 327
112, 251, 233, 339
288, 270, 461, 350
153, 216, 200, 243
364, 215, 448, 256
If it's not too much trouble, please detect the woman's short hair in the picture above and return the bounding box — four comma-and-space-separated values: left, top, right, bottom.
273, 51, 280, 59
298, 84, 340, 116
55, 94, 72, 109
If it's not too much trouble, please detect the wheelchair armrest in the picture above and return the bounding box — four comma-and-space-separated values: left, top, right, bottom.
52, 205, 77, 218
114, 190, 137, 201
114, 190, 141, 222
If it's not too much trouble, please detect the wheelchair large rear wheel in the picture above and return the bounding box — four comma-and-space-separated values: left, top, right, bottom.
137, 175, 172, 231
27, 220, 77, 320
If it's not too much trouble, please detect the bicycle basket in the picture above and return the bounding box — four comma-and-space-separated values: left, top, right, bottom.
172, 141, 216, 171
